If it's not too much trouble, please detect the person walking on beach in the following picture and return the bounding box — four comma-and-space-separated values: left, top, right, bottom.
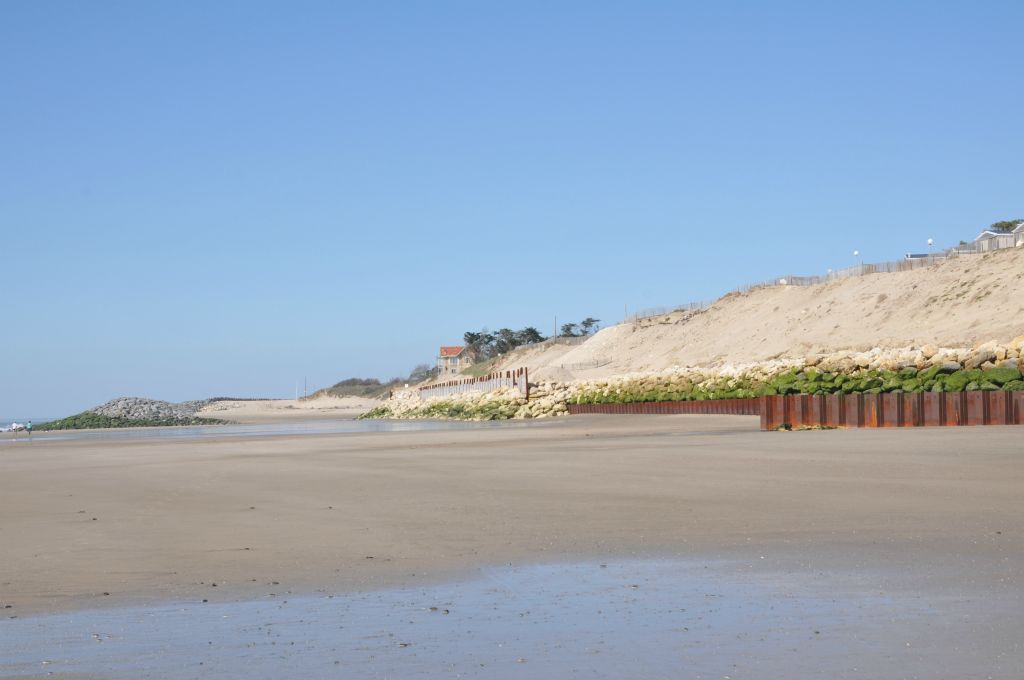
26, 420, 32, 439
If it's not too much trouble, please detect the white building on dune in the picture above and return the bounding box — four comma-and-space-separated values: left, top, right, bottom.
973, 221, 1024, 252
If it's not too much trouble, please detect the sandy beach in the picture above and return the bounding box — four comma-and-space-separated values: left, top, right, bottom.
2, 415, 1022, 618
194, 395, 379, 423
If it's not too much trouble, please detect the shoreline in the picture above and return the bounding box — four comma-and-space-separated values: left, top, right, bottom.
3, 534, 1013, 620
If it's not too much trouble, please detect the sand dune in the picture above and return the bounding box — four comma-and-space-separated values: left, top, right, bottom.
494, 247, 1024, 380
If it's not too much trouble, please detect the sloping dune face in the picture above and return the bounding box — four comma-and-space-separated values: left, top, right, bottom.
496, 248, 1024, 380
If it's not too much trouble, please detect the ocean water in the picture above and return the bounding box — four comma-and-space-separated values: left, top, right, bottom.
2, 558, 1021, 679
0, 417, 51, 431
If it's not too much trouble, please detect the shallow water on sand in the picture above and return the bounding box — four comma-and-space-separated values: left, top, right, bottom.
0, 418, 546, 444
2, 558, 1020, 679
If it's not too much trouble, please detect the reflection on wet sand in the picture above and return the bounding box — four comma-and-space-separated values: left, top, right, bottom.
4, 558, 1021, 679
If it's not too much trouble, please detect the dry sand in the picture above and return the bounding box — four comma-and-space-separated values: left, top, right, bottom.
495, 247, 1024, 380
1, 415, 1022, 617
197, 395, 378, 423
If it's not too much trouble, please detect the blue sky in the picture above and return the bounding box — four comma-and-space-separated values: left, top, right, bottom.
2, 1, 1022, 417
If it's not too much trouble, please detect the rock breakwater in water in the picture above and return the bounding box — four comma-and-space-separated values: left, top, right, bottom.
91, 397, 215, 421
35, 398, 227, 430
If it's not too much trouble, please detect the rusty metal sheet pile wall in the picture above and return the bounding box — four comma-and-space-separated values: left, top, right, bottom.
568, 398, 760, 417
759, 392, 1024, 430
568, 392, 1024, 430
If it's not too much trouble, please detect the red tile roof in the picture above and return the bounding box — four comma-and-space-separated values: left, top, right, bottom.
439, 346, 465, 358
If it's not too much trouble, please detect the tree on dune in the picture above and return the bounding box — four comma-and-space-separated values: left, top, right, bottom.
989, 219, 1023, 232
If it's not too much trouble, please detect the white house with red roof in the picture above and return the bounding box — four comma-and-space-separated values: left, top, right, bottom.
437, 345, 474, 377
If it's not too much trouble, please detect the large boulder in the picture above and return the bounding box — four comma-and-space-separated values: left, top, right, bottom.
944, 372, 971, 392
982, 367, 1022, 386
965, 351, 997, 370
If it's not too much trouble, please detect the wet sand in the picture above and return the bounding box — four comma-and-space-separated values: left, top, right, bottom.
2, 415, 1022, 620
4, 415, 1024, 677
6, 557, 1022, 679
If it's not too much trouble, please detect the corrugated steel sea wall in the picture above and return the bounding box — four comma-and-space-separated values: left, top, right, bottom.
567, 392, 1024, 430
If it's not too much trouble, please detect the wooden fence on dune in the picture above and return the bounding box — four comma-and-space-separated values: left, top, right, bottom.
625, 242, 1022, 324
419, 368, 529, 400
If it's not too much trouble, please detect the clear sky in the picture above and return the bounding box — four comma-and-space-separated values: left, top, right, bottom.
2, 1, 1022, 418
